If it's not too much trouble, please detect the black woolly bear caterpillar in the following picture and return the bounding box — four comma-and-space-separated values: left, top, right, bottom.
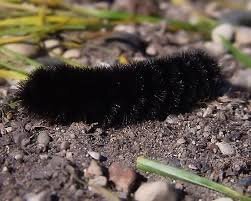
17, 50, 221, 127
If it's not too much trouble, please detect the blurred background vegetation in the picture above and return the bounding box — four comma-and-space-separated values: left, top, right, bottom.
0, 0, 251, 81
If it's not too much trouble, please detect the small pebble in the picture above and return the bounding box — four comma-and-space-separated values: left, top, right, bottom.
109, 162, 137, 193
114, 25, 136, 34
14, 152, 24, 161
176, 138, 186, 145
44, 39, 60, 49
39, 154, 48, 160
216, 142, 235, 155
84, 160, 103, 178
213, 198, 233, 201
37, 132, 50, 151
60, 141, 70, 150
146, 44, 157, 55
49, 47, 63, 57
63, 49, 81, 59
204, 41, 225, 55
88, 176, 107, 187
69, 133, 76, 139
65, 152, 73, 161
211, 24, 235, 44
24, 191, 47, 201
230, 69, 251, 89
188, 164, 198, 170
5, 127, 12, 133
88, 151, 101, 160
2, 166, 8, 173
4, 43, 39, 57
24, 123, 32, 131
134, 181, 176, 201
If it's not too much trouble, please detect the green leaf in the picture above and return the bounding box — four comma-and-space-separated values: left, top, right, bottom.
221, 36, 251, 68
137, 157, 251, 201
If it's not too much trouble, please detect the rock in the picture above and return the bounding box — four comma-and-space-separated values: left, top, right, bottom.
49, 47, 63, 57
203, 106, 215, 117
87, 151, 101, 160
204, 41, 225, 55
4, 43, 39, 57
2, 166, 8, 173
37, 132, 50, 151
39, 154, 48, 160
63, 49, 81, 59
213, 198, 233, 201
134, 181, 176, 201
230, 69, 251, 89
84, 160, 103, 178
14, 152, 24, 161
60, 141, 70, 150
114, 25, 136, 34
88, 176, 107, 187
44, 39, 60, 49
65, 152, 73, 161
216, 142, 235, 155
5, 127, 12, 133
211, 24, 235, 44
146, 44, 157, 55
108, 162, 137, 193
24, 191, 47, 201
176, 138, 186, 145
236, 27, 251, 45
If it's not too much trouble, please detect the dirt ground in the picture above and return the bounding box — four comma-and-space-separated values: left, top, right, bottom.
0, 1, 251, 201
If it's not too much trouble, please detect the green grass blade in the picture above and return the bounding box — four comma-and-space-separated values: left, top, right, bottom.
221, 36, 251, 68
0, 46, 41, 66
137, 157, 251, 201
0, 69, 27, 80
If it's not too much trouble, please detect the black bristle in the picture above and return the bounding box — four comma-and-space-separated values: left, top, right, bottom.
17, 49, 222, 127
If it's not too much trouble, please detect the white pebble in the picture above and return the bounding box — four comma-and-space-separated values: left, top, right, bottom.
49, 47, 63, 57
176, 138, 186, 145
88, 151, 101, 160
37, 132, 50, 149
114, 25, 136, 34
88, 176, 107, 187
4, 43, 39, 57
216, 142, 235, 155
135, 181, 176, 201
44, 39, 60, 49
212, 24, 235, 44
14, 152, 24, 161
63, 49, 81, 59
204, 41, 225, 55
39, 154, 48, 160
146, 44, 158, 55
24, 191, 47, 201
66, 152, 73, 161
213, 197, 233, 201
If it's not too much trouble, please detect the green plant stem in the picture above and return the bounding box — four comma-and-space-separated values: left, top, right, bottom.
221, 36, 251, 68
137, 157, 251, 201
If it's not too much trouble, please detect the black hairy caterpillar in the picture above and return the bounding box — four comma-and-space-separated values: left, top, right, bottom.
17, 50, 221, 127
